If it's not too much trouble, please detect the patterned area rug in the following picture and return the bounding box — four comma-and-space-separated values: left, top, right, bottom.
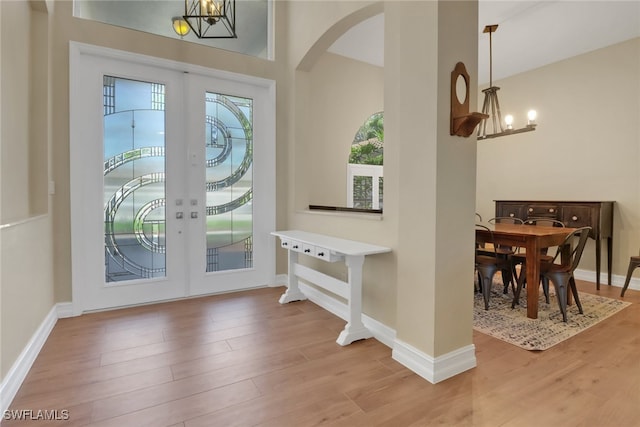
473, 280, 631, 350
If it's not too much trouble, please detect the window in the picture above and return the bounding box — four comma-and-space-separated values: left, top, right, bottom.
347, 112, 383, 210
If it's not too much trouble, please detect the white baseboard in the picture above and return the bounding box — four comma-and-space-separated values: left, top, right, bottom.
0, 302, 70, 413
296, 281, 397, 348
574, 268, 639, 292
280, 275, 397, 345
271, 274, 288, 288
56, 302, 75, 319
281, 275, 475, 382
392, 340, 477, 384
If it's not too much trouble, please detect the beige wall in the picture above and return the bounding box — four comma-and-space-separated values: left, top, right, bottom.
0, 0, 55, 380
1, 217, 55, 378
304, 52, 384, 207
476, 37, 640, 278
287, 0, 480, 357
287, 2, 397, 328
29, 3, 51, 217
1, 0, 31, 223
389, 0, 478, 355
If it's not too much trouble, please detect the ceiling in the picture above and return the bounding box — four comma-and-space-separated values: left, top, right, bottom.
75, 1, 640, 85
329, 1, 640, 84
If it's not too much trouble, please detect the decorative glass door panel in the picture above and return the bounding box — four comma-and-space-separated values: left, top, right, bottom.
70, 43, 275, 313
204, 92, 253, 273
103, 76, 167, 282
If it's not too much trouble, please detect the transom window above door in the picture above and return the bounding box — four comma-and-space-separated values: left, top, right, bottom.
73, 0, 272, 59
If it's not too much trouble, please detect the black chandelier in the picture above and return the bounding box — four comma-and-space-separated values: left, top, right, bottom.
183, 0, 237, 39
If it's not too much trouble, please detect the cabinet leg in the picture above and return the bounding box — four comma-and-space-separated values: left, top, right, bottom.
595, 238, 601, 290
607, 237, 613, 286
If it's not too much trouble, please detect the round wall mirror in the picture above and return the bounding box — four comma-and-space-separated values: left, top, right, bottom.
456, 74, 468, 105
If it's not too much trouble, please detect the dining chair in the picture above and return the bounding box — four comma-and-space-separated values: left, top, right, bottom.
488, 217, 525, 225
621, 251, 640, 297
511, 218, 566, 303
523, 218, 565, 227
475, 212, 483, 223
475, 224, 514, 310
483, 216, 525, 294
512, 226, 592, 322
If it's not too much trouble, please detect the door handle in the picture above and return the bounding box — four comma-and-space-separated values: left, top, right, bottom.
191, 212, 198, 219
176, 212, 183, 219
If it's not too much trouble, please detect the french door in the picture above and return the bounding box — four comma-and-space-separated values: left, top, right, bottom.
70, 43, 275, 313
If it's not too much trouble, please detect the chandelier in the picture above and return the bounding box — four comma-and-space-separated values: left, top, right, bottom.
183, 0, 237, 39
477, 25, 537, 140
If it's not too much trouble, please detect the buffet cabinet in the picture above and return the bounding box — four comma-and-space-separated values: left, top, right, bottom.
495, 200, 614, 289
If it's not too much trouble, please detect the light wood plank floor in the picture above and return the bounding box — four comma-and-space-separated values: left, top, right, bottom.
4, 280, 639, 426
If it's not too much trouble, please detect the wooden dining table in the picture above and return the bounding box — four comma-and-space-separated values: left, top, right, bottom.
475, 223, 576, 319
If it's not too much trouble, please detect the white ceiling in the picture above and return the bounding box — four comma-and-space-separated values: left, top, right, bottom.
329, 1, 640, 85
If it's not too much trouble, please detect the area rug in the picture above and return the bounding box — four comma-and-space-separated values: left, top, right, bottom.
473, 280, 631, 350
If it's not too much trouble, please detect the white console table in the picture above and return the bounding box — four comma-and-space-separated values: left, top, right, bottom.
271, 230, 391, 346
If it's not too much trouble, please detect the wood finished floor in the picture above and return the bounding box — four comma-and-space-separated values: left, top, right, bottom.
4, 280, 640, 427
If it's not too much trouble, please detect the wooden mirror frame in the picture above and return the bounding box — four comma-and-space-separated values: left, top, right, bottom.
450, 62, 488, 137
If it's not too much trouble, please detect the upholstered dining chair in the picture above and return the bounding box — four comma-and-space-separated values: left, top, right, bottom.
475, 224, 514, 310
513, 226, 592, 322
621, 252, 640, 297
511, 218, 566, 303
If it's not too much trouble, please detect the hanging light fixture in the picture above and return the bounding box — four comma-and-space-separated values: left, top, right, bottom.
172, 17, 191, 38
183, 0, 237, 39
477, 25, 537, 140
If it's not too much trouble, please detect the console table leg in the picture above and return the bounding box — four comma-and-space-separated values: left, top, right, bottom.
336, 255, 372, 346
279, 250, 307, 304
595, 238, 602, 290
607, 236, 613, 286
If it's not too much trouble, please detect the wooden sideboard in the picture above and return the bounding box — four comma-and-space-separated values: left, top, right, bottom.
495, 200, 614, 289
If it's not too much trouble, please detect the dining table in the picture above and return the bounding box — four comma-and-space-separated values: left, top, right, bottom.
475, 223, 576, 319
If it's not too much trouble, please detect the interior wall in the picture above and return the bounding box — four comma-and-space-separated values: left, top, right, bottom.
389, 0, 478, 357
305, 52, 384, 207
29, 4, 50, 217
476, 37, 640, 279
286, 2, 397, 328
1, 217, 54, 379
0, 0, 31, 223
286, 0, 480, 360
277, 1, 396, 327
0, 1, 55, 381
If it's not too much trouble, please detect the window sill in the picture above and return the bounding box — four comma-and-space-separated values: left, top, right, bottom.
298, 205, 383, 220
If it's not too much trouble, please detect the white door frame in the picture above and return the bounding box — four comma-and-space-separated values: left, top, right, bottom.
69, 42, 276, 315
